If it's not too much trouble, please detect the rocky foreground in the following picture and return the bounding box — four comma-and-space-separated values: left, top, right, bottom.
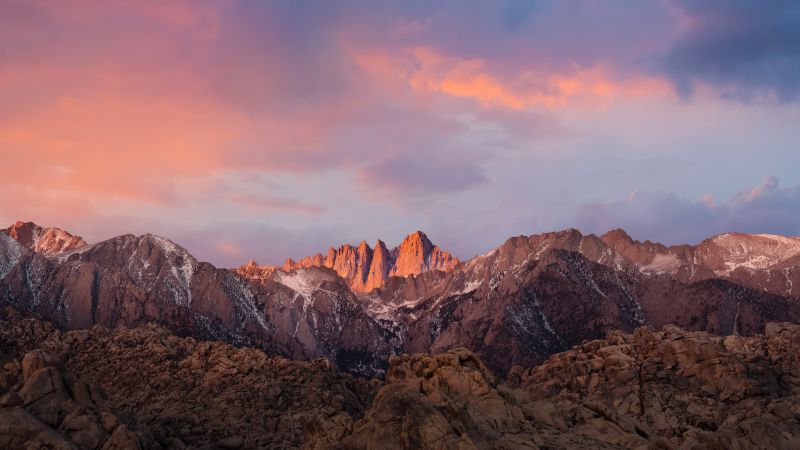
3, 314, 800, 449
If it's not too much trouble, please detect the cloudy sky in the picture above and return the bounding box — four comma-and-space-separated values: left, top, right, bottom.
1, 0, 799, 266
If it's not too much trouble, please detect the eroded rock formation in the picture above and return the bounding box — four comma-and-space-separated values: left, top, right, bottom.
261, 231, 459, 293
0, 315, 379, 449
4, 309, 800, 449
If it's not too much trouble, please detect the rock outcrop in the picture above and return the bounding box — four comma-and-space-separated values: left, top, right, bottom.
335, 348, 618, 449
339, 324, 800, 449
0, 315, 380, 450
256, 231, 459, 293
0, 347, 158, 449
4, 309, 800, 449
516, 322, 800, 449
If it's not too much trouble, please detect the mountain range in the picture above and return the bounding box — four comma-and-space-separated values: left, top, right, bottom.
2, 220, 800, 379
4, 220, 800, 448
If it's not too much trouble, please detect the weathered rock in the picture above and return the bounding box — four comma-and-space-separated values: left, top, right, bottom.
336, 348, 623, 450
0, 318, 379, 450
21, 349, 60, 381
20, 367, 66, 406
5, 311, 800, 449
518, 323, 800, 449
0, 348, 158, 449
0, 408, 76, 450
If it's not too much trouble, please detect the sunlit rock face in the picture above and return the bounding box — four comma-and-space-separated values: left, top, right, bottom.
2, 221, 87, 256
270, 230, 459, 293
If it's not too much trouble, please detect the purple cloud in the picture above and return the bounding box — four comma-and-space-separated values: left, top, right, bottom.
664, 0, 800, 101
358, 154, 488, 199
575, 177, 800, 244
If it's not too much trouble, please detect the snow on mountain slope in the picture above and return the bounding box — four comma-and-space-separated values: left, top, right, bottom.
639, 253, 682, 275
0, 233, 26, 279
141, 234, 198, 307
274, 269, 323, 301
255, 266, 395, 377
220, 269, 272, 333
708, 233, 800, 274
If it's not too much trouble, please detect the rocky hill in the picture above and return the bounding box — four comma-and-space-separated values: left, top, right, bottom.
513, 321, 800, 449
0, 312, 378, 449
3, 310, 800, 449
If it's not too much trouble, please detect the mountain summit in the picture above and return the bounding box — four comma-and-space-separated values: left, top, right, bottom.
2, 221, 86, 256
252, 230, 459, 292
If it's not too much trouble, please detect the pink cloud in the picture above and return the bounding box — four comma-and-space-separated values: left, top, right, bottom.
0, 0, 673, 216
1, 0, 796, 269
225, 193, 326, 215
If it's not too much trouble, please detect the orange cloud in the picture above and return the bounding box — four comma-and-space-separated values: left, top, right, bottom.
354, 47, 669, 110
216, 242, 243, 257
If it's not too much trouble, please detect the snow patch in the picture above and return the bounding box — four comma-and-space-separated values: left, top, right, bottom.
274, 269, 320, 300
640, 253, 681, 274
147, 235, 197, 306
0, 234, 23, 279
224, 272, 271, 332
53, 242, 101, 264
785, 267, 794, 296
712, 233, 800, 275
150, 236, 196, 283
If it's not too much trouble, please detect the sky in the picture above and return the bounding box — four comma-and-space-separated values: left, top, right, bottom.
1, 0, 800, 267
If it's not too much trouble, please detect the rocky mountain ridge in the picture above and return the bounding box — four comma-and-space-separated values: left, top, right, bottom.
358, 235, 800, 375
592, 228, 800, 297
2, 221, 87, 257
3, 221, 800, 380
0, 230, 394, 377
244, 231, 459, 293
